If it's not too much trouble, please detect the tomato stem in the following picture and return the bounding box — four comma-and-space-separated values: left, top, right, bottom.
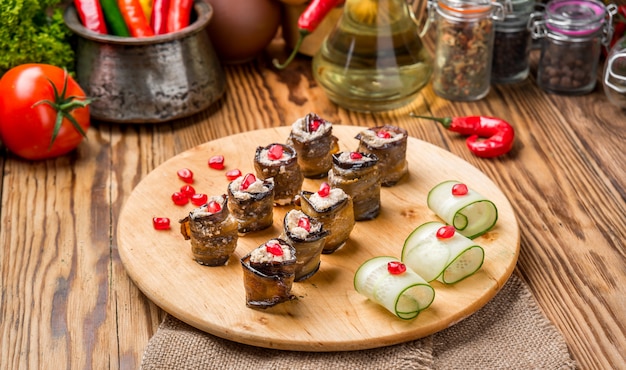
31, 70, 91, 149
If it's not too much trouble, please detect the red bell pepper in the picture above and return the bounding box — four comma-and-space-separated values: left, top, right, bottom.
74, 0, 108, 34
118, 0, 155, 37
150, 0, 170, 35
166, 0, 193, 33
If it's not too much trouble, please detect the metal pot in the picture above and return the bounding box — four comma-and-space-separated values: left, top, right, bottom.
64, 0, 225, 123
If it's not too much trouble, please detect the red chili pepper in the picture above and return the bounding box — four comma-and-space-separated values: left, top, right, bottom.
118, 0, 155, 37
410, 113, 515, 158
74, 0, 108, 34
166, 0, 193, 34
150, 0, 170, 35
273, 0, 344, 69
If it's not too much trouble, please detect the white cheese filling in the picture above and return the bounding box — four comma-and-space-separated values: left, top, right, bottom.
285, 210, 321, 239
359, 129, 404, 148
249, 239, 293, 263
309, 188, 347, 210
290, 116, 332, 141
230, 176, 271, 200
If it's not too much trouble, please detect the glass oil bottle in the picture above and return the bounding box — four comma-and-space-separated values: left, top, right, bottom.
312, 0, 433, 112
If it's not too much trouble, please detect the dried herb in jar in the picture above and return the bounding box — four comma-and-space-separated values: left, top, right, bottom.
430, 0, 498, 101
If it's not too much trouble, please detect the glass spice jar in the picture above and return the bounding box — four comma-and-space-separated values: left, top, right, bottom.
492, 0, 535, 83
529, 0, 617, 95
603, 35, 626, 109
427, 0, 506, 101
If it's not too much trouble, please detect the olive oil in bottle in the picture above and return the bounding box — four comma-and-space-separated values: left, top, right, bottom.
312, 0, 433, 112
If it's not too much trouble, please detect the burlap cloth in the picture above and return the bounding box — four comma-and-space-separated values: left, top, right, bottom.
141, 274, 577, 369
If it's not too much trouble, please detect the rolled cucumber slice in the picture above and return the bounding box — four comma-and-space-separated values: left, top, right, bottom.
402, 222, 485, 284
427, 180, 498, 239
401, 222, 450, 282
354, 256, 435, 320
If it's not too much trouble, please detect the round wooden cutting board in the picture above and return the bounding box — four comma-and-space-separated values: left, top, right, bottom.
117, 125, 520, 351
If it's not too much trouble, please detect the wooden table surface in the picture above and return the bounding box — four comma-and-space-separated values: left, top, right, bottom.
1, 32, 624, 369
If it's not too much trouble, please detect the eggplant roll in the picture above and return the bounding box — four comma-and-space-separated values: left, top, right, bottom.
356, 125, 409, 187
286, 112, 339, 179
328, 151, 381, 221
179, 194, 238, 266
299, 188, 355, 254
240, 239, 297, 308
227, 174, 274, 234
281, 209, 329, 281
254, 143, 304, 206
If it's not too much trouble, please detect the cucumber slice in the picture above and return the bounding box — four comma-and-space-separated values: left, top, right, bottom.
438, 245, 484, 284
427, 180, 498, 239
402, 221, 485, 284
401, 222, 450, 281
354, 256, 435, 320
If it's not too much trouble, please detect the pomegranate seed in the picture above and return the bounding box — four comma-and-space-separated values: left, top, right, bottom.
377, 129, 392, 139
349, 152, 363, 160
452, 183, 469, 196
297, 216, 311, 232
171, 191, 189, 206
306, 116, 324, 132
180, 184, 196, 198
191, 193, 208, 206
387, 261, 406, 275
207, 200, 222, 213
436, 225, 456, 239
177, 168, 194, 183
208, 155, 225, 170
309, 121, 321, 132
240, 173, 256, 191
317, 182, 331, 197
266, 242, 284, 256
226, 169, 242, 181
152, 217, 171, 230
267, 144, 284, 160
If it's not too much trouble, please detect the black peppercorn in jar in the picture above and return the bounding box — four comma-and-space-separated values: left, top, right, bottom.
492, 0, 535, 83
529, 0, 617, 95
427, 0, 506, 101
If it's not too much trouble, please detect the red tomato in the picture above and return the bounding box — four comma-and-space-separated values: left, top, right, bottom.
0, 64, 91, 160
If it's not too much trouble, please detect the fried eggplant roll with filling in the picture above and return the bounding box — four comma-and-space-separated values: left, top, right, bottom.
179, 194, 238, 266
328, 151, 381, 221
254, 143, 304, 206
299, 182, 355, 254
227, 173, 274, 234
241, 239, 297, 308
356, 125, 409, 186
286, 112, 339, 179
281, 209, 329, 281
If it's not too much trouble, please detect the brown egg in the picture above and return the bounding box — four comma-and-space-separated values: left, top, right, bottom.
205, 0, 282, 64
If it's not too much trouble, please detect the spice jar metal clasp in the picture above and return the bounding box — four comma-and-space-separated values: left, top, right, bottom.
528, 0, 616, 44
604, 50, 626, 94
528, 12, 547, 39
423, 0, 509, 35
